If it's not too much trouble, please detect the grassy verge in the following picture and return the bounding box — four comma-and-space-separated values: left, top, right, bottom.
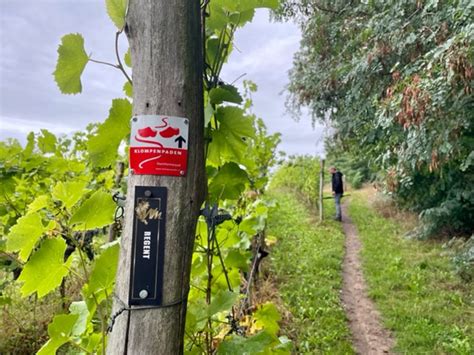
266, 189, 354, 354
348, 189, 473, 354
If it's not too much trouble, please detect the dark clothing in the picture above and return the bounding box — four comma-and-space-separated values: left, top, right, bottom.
332, 171, 344, 194
334, 192, 342, 220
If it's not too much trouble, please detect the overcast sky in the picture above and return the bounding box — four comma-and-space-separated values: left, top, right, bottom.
0, 0, 325, 156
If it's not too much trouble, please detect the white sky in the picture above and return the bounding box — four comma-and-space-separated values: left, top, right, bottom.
0, 1, 325, 156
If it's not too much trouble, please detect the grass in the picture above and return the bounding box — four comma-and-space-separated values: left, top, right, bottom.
348, 189, 474, 354
265, 188, 354, 354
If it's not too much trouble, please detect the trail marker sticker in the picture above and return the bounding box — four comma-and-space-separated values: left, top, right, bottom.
130, 115, 189, 176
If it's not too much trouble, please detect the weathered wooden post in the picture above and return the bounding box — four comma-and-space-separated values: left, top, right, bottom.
319, 159, 325, 222
107, 0, 205, 353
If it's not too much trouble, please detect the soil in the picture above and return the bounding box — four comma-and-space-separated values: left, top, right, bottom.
340, 202, 395, 354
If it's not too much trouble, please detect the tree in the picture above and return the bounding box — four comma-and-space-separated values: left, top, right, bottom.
277, 0, 474, 236
106, 0, 206, 353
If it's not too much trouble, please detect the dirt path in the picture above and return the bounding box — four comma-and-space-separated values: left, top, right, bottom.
340, 202, 395, 354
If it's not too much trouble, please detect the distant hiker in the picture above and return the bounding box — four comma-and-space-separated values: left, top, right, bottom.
329, 166, 344, 221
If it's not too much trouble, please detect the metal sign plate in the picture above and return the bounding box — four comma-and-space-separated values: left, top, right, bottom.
129, 186, 167, 306
130, 115, 189, 176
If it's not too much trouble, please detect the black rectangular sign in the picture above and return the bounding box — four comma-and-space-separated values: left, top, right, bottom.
129, 186, 167, 306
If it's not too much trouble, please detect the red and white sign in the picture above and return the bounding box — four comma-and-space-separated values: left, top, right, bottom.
130, 115, 189, 176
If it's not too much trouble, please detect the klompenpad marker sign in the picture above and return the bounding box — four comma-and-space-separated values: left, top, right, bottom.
130, 115, 189, 176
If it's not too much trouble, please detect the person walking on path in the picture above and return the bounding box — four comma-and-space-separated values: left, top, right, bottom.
329, 166, 344, 221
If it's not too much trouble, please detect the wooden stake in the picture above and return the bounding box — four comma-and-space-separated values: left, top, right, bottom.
319, 159, 325, 222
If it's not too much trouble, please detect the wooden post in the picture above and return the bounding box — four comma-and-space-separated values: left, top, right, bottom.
319, 159, 325, 222
107, 1, 205, 353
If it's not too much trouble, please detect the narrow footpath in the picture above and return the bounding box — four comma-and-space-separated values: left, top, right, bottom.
340, 202, 395, 354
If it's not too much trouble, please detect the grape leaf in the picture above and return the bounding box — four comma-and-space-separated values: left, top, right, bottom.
224, 249, 251, 271
217, 331, 276, 354
37, 313, 79, 355
253, 302, 281, 336
88, 98, 132, 168
83, 243, 119, 303
123, 81, 133, 98
207, 4, 231, 31
208, 106, 255, 166
53, 33, 89, 94
212, 0, 279, 12
208, 162, 248, 202
106, 0, 128, 29
84, 333, 102, 353
124, 47, 132, 67
212, 0, 238, 11
207, 290, 239, 317
23, 132, 35, 157
70, 190, 116, 230
52, 180, 89, 210
6, 212, 46, 262
38, 129, 57, 153
230, 9, 256, 26
27, 195, 49, 213
239, 0, 279, 11
69, 301, 90, 336
205, 100, 214, 126
18, 238, 72, 297
209, 85, 243, 105
46, 156, 86, 175
206, 37, 221, 69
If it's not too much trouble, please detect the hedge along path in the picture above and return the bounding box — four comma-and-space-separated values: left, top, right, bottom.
340, 202, 395, 354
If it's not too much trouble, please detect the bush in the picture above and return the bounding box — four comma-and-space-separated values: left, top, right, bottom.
443, 236, 474, 282
269, 155, 321, 206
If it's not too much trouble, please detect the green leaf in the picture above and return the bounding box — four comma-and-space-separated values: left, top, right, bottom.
6, 212, 46, 262
52, 180, 89, 210
253, 302, 281, 336
208, 106, 256, 165
69, 301, 90, 336
88, 98, 132, 168
53, 33, 89, 94
23, 132, 35, 157
37, 313, 79, 355
208, 162, 248, 202
18, 238, 72, 297
209, 85, 243, 105
124, 47, 132, 67
224, 249, 251, 271
239, 0, 279, 10
207, 290, 239, 317
46, 156, 86, 175
84, 332, 102, 353
123, 81, 133, 98
211, 0, 238, 12
232, 9, 256, 27
27, 195, 49, 213
206, 37, 221, 69
106, 0, 128, 29
217, 331, 276, 354
70, 190, 115, 230
83, 243, 119, 303
205, 101, 214, 126
38, 129, 57, 153
207, 4, 230, 31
